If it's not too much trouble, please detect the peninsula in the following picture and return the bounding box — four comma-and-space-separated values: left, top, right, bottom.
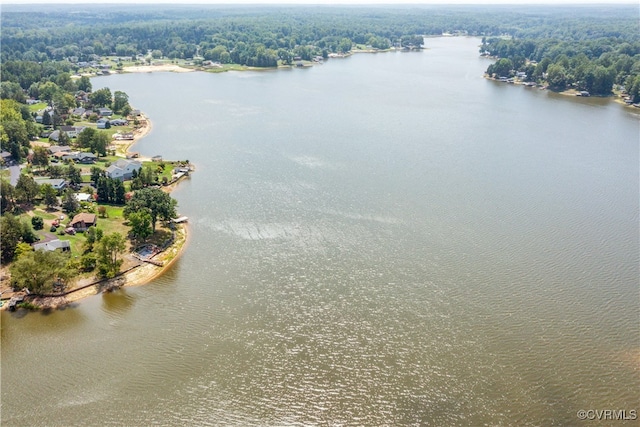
0, 105, 193, 311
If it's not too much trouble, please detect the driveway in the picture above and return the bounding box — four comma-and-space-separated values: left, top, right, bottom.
8, 165, 21, 186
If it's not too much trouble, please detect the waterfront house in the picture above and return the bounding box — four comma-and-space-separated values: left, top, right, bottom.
70, 213, 97, 231
97, 118, 110, 129
98, 108, 113, 117
105, 159, 142, 181
32, 239, 71, 252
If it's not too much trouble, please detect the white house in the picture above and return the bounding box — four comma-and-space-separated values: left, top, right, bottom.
35, 178, 67, 191
105, 159, 142, 181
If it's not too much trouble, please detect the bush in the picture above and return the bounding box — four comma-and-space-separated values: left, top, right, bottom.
50, 226, 57, 232
31, 216, 44, 230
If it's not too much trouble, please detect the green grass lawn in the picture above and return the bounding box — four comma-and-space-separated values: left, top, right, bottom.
29, 102, 47, 113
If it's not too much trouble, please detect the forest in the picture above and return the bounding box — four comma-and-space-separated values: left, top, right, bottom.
1, 4, 639, 99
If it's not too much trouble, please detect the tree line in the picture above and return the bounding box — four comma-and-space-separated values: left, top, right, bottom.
1, 5, 637, 97
482, 36, 640, 99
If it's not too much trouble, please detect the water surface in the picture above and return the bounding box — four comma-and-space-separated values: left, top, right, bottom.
2, 37, 638, 426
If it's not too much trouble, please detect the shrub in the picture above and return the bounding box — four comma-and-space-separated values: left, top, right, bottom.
31, 216, 44, 230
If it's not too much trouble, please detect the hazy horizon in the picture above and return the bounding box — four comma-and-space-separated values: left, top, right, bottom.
3, 0, 637, 5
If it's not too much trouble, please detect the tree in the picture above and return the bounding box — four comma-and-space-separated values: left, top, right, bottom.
89, 87, 112, 108
77, 127, 97, 150
92, 132, 109, 156
20, 219, 38, 244
57, 130, 70, 146
66, 163, 82, 186
38, 81, 61, 104
97, 205, 108, 218
13, 242, 34, 260
40, 183, 59, 209
112, 91, 130, 114
90, 166, 104, 185
1, 180, 16, 213
96, 176, 110, 203
15, 174, 39, 205
83, 225, 101, 253
10, 249, 72, 294
31, 216, 44, 230
31, 146, 50, 170
546, 63, 568, 90
1, 213, 22, 263
77, 128, 108, 156
128, 210, 153, 242
61, 188, 79, 214
112, 179, 126, 205
48, 165, 65, 178
95, 232, 126, 278
1, 99, 31, 162
42, 110, 52, 127
488, 58, 513, 78
124, 187, 177, 232
77, 76, 92, 92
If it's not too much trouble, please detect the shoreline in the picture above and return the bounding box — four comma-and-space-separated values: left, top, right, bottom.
1, 114, 192, 312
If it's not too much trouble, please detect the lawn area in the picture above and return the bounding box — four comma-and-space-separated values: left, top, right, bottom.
28, 102, 47, 113
31, 208, 58, 220
23, 202, 133, 257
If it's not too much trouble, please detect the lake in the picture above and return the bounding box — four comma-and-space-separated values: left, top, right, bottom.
2, 37, 638, 426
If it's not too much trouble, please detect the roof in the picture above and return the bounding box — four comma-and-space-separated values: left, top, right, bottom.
70, 212, 97, 226
33, 239, 70, 252
74, 193, 93, 202
35, 178, 66, 188
48, 145, 72, 154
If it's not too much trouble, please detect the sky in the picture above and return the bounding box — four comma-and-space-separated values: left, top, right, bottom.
3, 0, 638, 4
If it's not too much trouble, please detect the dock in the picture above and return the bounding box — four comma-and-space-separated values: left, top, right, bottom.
7, 295, 25, 311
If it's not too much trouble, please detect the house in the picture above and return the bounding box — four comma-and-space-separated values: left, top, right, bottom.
1, 151, 13, 164
32, 239, 71, 252
52, 151, 69, 162
97, 118, 110, 129
48, 145, 72, 155
97, 108, 113, 117
75, 152, 98, 164
72, 107, 85, 116
109, 119, 128, 126
151, 155, 163, 162
59, 126, 81, 138
105, 159, 142, 181
48, 130, 61, 142
35, 178, 67, 191
69, 213, 97, 231
74, 193, 93, 203
113, 132, 134, 141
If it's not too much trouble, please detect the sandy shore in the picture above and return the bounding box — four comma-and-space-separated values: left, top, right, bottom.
122, 64, 194, 74
1, 114, 191, 311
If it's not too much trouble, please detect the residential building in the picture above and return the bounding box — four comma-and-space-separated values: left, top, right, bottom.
105, 159, 142, 181
69, 213, 97, 231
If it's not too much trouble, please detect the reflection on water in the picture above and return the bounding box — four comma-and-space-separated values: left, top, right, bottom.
1, 37, 638, 426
